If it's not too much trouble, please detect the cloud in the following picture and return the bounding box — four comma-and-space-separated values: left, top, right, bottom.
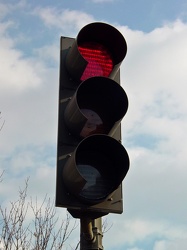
153, 239, 187, 250
0, 5, 59, 152
0, 3, 11, 19
104, 218, 187, 249
0, 0, 27, 20
33, 7, 95, 36
123, 21, 187, 135
0, 22, 42, 93
118, 20, 187, 162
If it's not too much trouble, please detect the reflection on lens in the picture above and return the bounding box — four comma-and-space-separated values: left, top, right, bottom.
76, 151, 113, 201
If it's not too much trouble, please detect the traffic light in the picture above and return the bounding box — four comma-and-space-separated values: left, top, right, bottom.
56, 22, 130, 219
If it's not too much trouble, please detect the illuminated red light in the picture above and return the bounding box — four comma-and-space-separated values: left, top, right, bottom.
78, 42, 113, 81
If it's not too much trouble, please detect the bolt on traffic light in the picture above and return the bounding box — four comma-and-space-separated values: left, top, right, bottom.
56, 22, 130, 219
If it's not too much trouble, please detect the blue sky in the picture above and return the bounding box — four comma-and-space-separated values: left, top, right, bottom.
0, 0, 187, 249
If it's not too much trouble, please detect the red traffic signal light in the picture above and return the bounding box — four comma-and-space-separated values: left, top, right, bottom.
56, 22, 129, 219
78, 42, 113, 81
65, 22, 127, 82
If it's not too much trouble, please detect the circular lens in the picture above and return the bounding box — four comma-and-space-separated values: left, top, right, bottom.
78, 41, 113, 81
76, 150, 113, 201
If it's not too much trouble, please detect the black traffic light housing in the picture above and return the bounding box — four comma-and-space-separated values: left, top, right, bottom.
56, 22, 129, 219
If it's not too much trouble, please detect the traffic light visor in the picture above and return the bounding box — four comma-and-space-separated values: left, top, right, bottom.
64, 77, 128, 138
62, 135, 130, 204
65, 22, 127, 82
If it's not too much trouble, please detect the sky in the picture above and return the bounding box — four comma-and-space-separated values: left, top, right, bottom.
0, 0, 187, 249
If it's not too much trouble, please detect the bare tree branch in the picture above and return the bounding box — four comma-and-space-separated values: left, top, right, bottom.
0, 178, 111, 249
0, 178, 30, 250
102, 217, 113, 234
0, 179, 79, 249
0, 171, 4, 183
0, 112, 5, 132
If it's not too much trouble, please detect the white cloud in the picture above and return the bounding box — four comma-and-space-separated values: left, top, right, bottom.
119, 20, 187, 164
34, 43, 59, 65
33, 7, 95, 36
0, 3, 11, 20
0, 23, 42, 93
104, 218, 187, 249
154, 239, 187, 250
122, 19, 187, 113
0, 16, 59, 153
0, 0, 27, 20
0, 49, 42, 92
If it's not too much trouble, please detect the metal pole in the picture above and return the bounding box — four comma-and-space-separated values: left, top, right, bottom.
80, 217, 104, 250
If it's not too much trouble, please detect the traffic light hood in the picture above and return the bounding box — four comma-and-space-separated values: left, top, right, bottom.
65, 22, 127, 82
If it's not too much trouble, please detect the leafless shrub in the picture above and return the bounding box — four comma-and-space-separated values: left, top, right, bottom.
0, 179, 78, 249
